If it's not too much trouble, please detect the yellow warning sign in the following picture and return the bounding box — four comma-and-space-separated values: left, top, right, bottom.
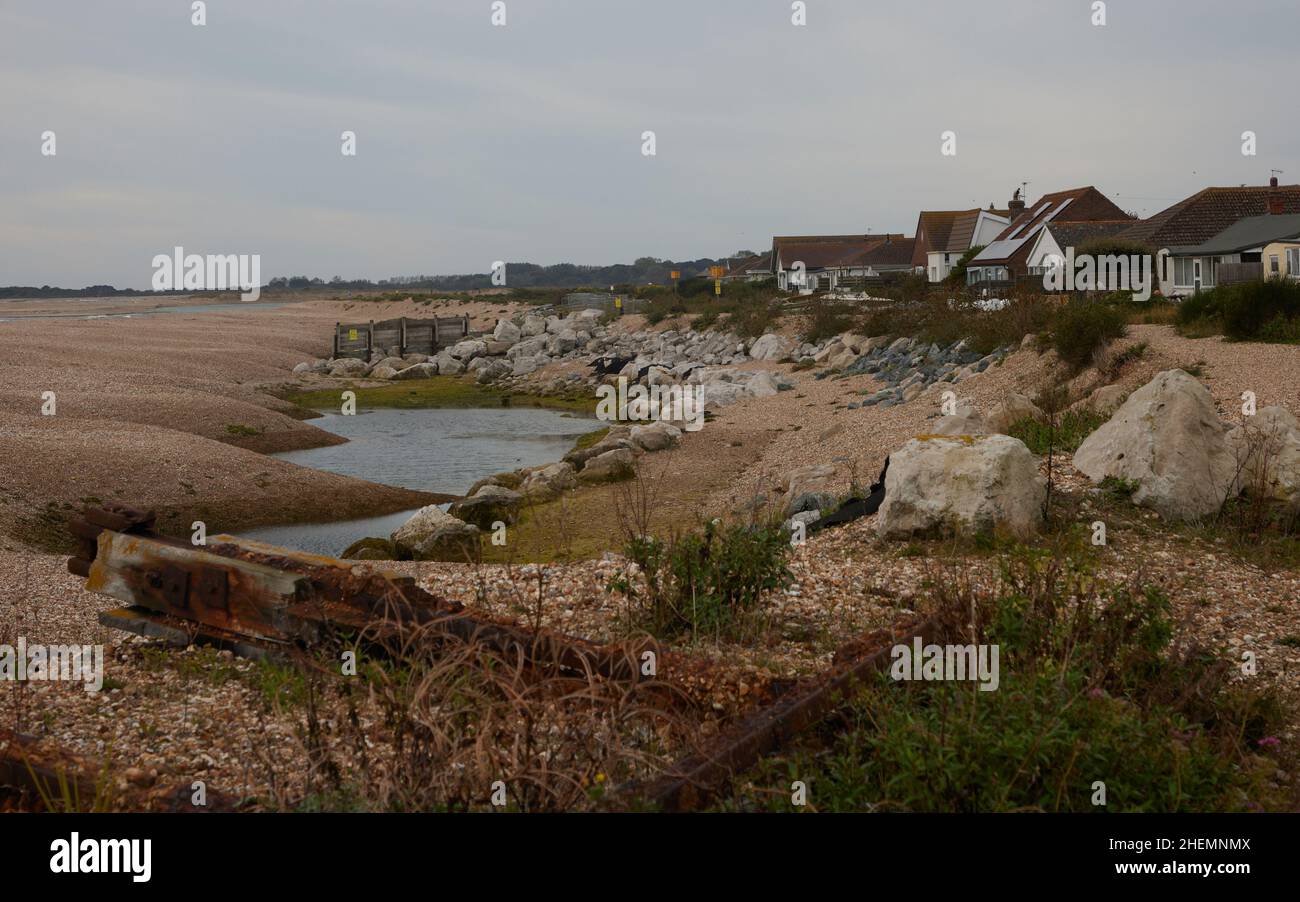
714, 279, 722, 295
348, 328, 358, 341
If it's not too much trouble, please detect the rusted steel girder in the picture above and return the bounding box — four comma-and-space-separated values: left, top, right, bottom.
70, 507, 659, 684
627, 615, 945, 812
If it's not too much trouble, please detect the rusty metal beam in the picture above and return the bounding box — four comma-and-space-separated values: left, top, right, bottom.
626, 615, 945, 812
72, 507, 662, 686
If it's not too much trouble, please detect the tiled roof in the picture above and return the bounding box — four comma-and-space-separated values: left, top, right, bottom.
912, 210, 983, 265
773, 234, 903, 270
1183, 213, 1300, 256
840, 236, 916, 268
725, 253, 772, 276
1119, 185, 1300, 250
1045, 220, 1141, 249
973, 187, 1132, 267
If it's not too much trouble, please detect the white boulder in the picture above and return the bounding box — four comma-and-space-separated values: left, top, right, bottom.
1073, 370, 1235, 521
877, 434, 1046, 539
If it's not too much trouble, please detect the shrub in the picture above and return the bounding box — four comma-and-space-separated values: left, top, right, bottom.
801, 298, 856, 344
944, 245, 985, 286
725, 300, 783, 338
1219, 278, 1300, 340
724, 555, 1287, 812
609, 520, 791, 641
692, 309, 719, 331
1048, 299, 1127, 372
1006, 409, 1109, 454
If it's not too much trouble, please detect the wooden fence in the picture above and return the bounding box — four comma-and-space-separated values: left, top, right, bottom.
333, 315, 471, 359
1217, 262, 1265, 285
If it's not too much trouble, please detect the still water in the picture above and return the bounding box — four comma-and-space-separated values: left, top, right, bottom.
243, 406, 594, 556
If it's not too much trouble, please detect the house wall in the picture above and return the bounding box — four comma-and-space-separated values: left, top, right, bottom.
1262, 241, 1300, 278
972, 214, 1008, 247
1165, 252, 1242, 294
927, 251, 959, 282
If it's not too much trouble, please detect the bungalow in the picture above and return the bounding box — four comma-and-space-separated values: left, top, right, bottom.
770, 234, 905, 291
1025, 220, 1139, 289
1119, 177, 1300, 296
826, 235, 917, 292
722, 252, 773, 282
966, 186, 1133, 287
911, 205, 1011, 282
1174, 212, 1300, 287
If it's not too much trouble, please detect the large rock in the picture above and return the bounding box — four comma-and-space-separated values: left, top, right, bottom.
507, 335, 550, 360
511, 355, 546, 376
369, 364, 400, 380
493, 319, 522, 344
877, 434, 1046, 539
930, 402, 987, 436
328, 357, 369, 377
629, 421, 682, 452
521, 314, 546, 337
340, 537, 400, 561
578, 448, 635, 483
985, 393, 1043, 435
520, 461, 577, 501
391, 505, 481, 561
1227, 406, 1300, 503
448, 339, 488, 361
474, 359, 512, 383
548, 330, 579, 355
449, 484, 523, 528
392, 362, 438, 380
780, 463, 838, 517
1073, 369, 1235, 521
434, 352, 465, 376
749, 333, 794, 361
743, 371, 781, 398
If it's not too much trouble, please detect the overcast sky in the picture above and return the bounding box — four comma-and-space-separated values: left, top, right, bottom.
2, 0, 1297, 289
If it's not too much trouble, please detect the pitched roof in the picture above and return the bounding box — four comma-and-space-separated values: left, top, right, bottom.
840, 236, 916, 268
972, 187, 1132, 267
1120, 185, 1300, 250
912, 211, 966, 262
1182, 213, 1300, 256
772, 234, 901, 270
725, 253, 772, 276
1044, 220, 1141, 248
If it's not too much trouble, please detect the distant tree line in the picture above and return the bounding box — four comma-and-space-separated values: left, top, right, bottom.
1, 254, 753, 297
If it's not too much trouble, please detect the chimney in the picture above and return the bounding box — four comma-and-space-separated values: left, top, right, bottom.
1268, 176, 1285, 215
1008, 188, 1026, 217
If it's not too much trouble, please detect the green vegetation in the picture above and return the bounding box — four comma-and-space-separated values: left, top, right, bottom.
224, 423, 264, 437
571, 426, 609, 452
723, 555, 1287, 812
1047, 299, 1128, 372
282, 376, 596, 414
609, 520, 791, 641
944, 244, 985, 286
1007, 409, 1109, 454
1177, 278, 1300, 342
801, 298, 856, 344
